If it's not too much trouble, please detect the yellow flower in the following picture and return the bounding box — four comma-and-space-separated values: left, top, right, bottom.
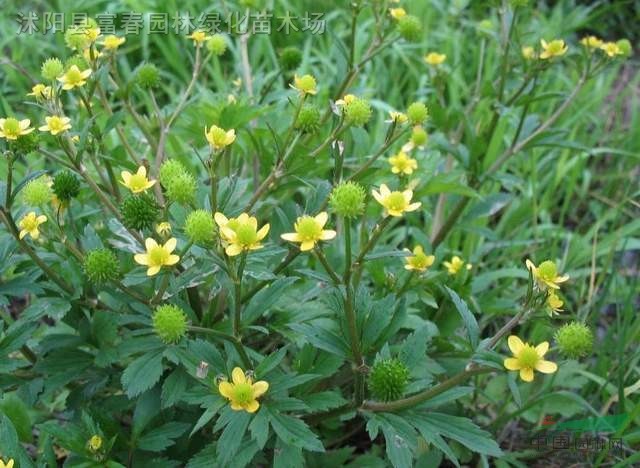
86, 26, 101, 43
134, 238, 180, 276
0, 117, 34, 140
218, 367, 269, 413
39, 115, 72, 135
120, 166, 157, 193
291, 74, 317, 95
522, 46, 536, 60
388, 151, 418, 175
404, 245, 435, 272
443, 255, 472, 275
205, 125, 236, 151
281, 212, 337, 251
18, 212, 47, 240
156, 222, 172, 236
187, 30, 211, 45
57, 65, 92, 90
600, 42, 622, 57
546, 292, 563, 316
386, 111, 408, 124
389, 8, 406, 20
539, 39, 568, 59
372, 184, 421, 217
27, 83, 53, 100
215, 212, 270, 256
525, 259, 569, 290
335, 94, 356, 107
88, 434, 102, 451
424, 52, 447, 66
503, 335, 557, 382
580, 35, 603, 49
101, 34, 126, 50
0, 459, 14, 468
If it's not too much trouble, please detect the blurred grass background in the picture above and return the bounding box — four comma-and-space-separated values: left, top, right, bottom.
1, 0, 639, 459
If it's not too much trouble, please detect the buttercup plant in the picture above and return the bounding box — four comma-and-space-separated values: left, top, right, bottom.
0, 1, 636, 466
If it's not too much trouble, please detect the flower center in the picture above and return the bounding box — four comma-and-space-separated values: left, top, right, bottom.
21, 214, 38, 231
66, 68, 82, 84
3, 118, 20, 137
232, 382, 254, 405
517, 345, 540, 369
537, 261, 557, 281
386, 192, 407, 212
48, 117, 64, 132
149, 246, 169, 266
235, 224, 258, 246
296, 217, 322, 241
129, 173, 148, 191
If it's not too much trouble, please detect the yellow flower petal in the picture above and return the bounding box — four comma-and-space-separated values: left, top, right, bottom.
535, 341, 549, 357
232, 367, 246, 385
252, 380, 269, 398
535, 360, 557, 374
218, 381, 234, 398
300, 240, 315, 251
519, 367, 534, 382
147, 265, 161, 276
504, 358, 522, 370
245, 400, 260, 413
134, 254, 149, 265
164, 238, 177, 253
281, 232, 301, 242
508, 335, 524, 354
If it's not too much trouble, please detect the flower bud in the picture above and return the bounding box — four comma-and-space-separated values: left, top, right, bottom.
406, 102, 429, 125
165, 172, 197, 205
185, 210, 215, 244
136, 63, 160, 89
153, 304, 188, 344
555, 322, 593, 358
329, 181, 366, 218
616, 39, 632, 57
279, 46, 302, 71
207, 34, 227, 55
343, 97, 372, 127
121, 193, 160, 230
52, 171, 81, 201
8, 132, 39, 156
295, 104, 321, 133
368, 358, 410, 401
21, 177, 52, 207
411, 126, 428, 147
397, 15, 422, 42
84, 248, 121, 285
41, 58, 64, 81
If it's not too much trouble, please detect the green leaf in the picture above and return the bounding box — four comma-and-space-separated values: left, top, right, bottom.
413, 412, 503, 457
137, 421, 190, 451
255, 346, 288, 377
249, 407, 270, 449
244, 277, 298, 324
121, 351, 164, 398
299, 391, 348, 413
445, 286, 479, 349
420, 172, 480, 198
0, 413, 35, 467
266, 407, 324, 452
161, 368, 188, 409
216, 409, 251, 465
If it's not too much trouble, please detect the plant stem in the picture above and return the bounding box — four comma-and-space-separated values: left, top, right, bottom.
361, 366, 494, 412
233, 253, 247, 338
314, 248, 341, 285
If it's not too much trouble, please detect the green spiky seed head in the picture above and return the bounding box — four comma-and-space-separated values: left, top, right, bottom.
397, 15, 422, 42
555, 322, 594, 358
406, 102, 429, 125
185, 210, 215, 244
21, 177, 52, 207
8, 132, 39, 156
64, 24, 91, 51
329, 181, 366, 218
411, 126, 429, 146
165, 173, 196, 205
65, 55, 89, 71
83, 248, 121, 285
153, 304, 188, 344
121, 193, 160, 230
369, 358, 410, 401
616, 39, 632, 57
159, 159, 187, 186
136, 63, 160, 89
52, 171, 80, 201
207, 34, 228, 55
343, 97, 372, 127
41, 58, 64, 80
295, 104, 321, 133
279, 47, 303, 71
